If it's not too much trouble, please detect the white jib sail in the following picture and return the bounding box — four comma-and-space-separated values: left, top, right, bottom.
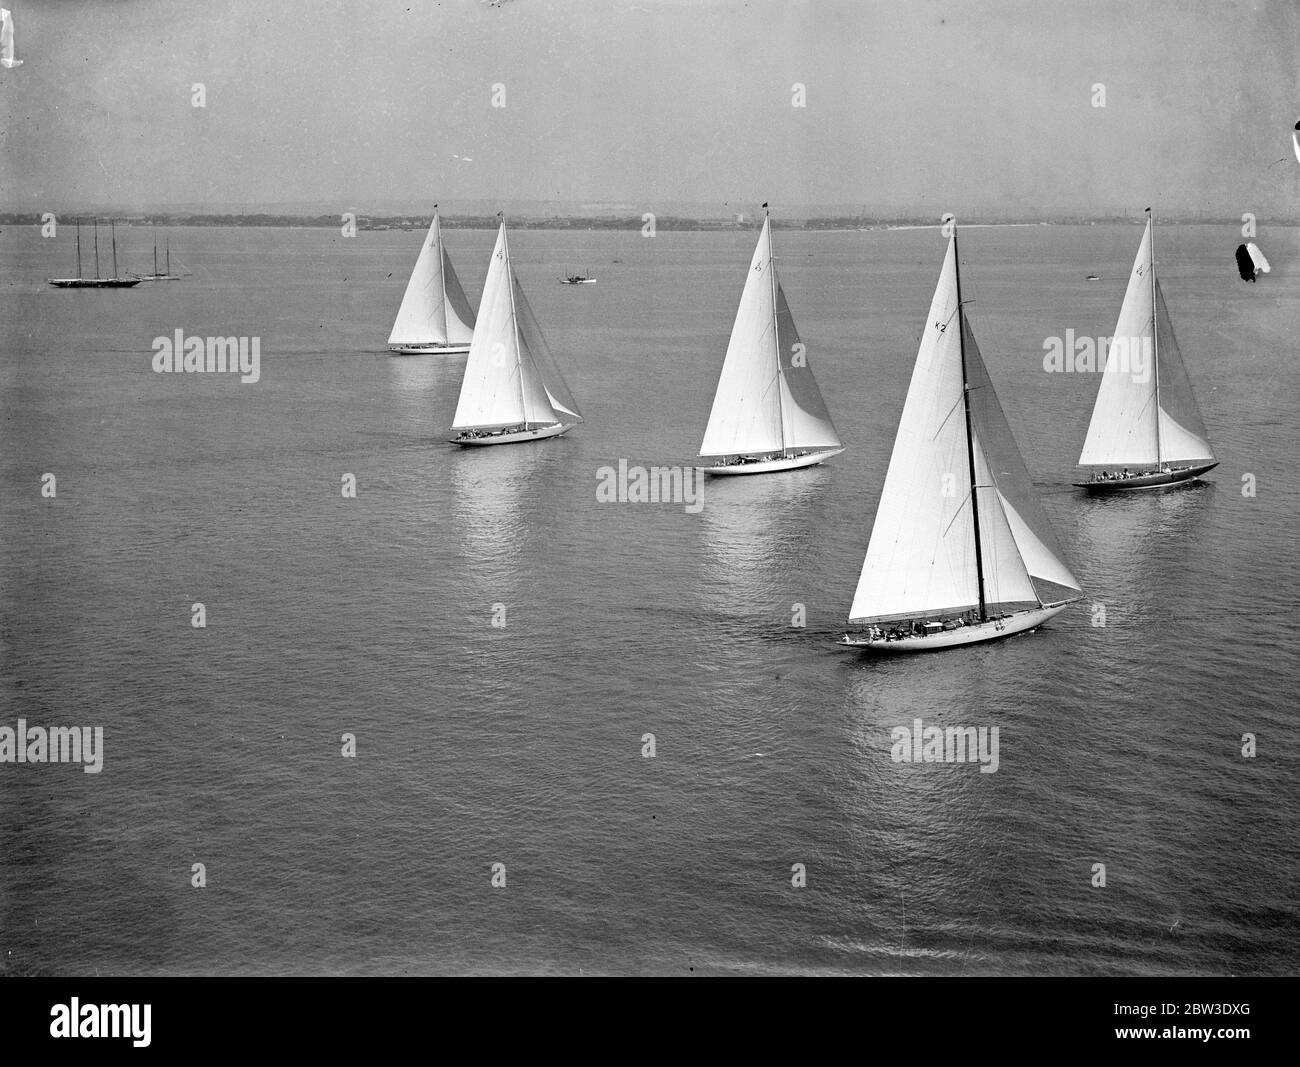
971, 429, 1040, 610
849, 238, 980, 623
774, 279, 842, 451
997, 491, 1083, 598
451, 224, 557, 431
699, 216, 785, 457
513, 276, 581, 423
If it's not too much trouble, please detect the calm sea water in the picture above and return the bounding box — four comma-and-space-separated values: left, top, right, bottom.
1, 221, 1297, 975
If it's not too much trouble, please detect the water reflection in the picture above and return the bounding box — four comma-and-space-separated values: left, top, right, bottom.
384, 349, 465, 435
1072, 480, 1214, 627
447, 444, 535, 591
698, 467, 834, 616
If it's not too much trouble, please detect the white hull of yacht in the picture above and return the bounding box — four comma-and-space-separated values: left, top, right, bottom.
839, 604, 1069, 654
701, 447, 845, 475
450, 422, 575, 447
390, 342, 472, 355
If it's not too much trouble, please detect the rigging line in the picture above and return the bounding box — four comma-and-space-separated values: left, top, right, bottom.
931, 393, 966, 439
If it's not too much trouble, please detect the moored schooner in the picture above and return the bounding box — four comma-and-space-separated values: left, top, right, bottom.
1074, 210, 1217, 491
388, 208, 477, 354
841, 227, 1083, 653
449, 217, 582, 446
698, 209, 844, 474
138, 223, 184, 282
47, 218, 140, 289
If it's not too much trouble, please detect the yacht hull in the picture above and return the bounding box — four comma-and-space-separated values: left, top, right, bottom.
48, 278, 141, 288
450, 423, 575, 447
839, 604, 1069, 654
390, 342, 472, 355
1073, 462, 1217, 492
701, 447, 845, 475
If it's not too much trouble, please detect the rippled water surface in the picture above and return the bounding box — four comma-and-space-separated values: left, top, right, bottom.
1, 222, 1297, 975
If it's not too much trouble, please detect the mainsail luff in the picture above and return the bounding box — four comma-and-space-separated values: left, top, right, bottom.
1150, 211, 1163, 463
768, 216, 787, 453
954, 231, 987, 621
501, 226, 541, 428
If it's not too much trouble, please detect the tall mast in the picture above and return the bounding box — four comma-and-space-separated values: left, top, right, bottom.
954, 227, 988, 623
93, 219, 100, 278
1147, 207, 1162, 465
153, 224, 158, 277
75, 218, 82, 278
500, 214, 528, 429
166, 236, 170, 276
111, 219, 118, 278
765, 206, 787, 456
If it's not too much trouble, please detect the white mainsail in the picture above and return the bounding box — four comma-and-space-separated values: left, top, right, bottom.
850, 239, 975, 622
849, 235, 1081, 624
451, 222, 572, 432
700, 215, 841, 457
1078, 218, 1214, 467
388, 212, 476, 348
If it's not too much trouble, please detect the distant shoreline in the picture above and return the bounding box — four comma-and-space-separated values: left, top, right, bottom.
2, 212, 1294, 232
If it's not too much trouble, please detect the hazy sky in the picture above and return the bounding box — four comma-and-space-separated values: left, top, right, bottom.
2, 0, 1297, 216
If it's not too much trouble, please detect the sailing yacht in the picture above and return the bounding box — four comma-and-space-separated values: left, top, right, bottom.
138, 225, 183, 281
388, 209, 476, 354
1074, 211, 1217, 491
449, 218, 582, 446
698, 211, 844, 474
841, 228, 1083, 653
48, 219, 140, 289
